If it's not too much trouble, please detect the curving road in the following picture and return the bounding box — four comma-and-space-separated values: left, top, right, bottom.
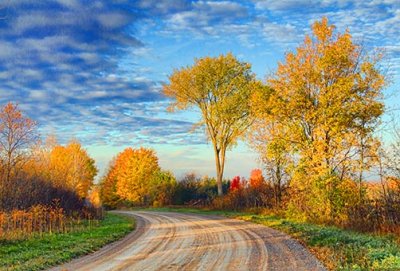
52, 211, 326, 271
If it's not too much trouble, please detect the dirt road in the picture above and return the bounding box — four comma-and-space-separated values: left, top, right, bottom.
52, 211, 326, 271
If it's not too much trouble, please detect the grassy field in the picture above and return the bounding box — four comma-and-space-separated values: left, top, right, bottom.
0, 212, 135, 271
142, 207, 400, 271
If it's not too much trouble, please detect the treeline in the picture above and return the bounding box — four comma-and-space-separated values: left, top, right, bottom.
100, 152, 231, 209
0, 102, 99, 216
99, 147, 202, 209
97, 148, 308, 210
101, 18, 400, 234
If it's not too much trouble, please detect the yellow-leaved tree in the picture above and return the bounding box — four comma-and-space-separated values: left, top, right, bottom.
252, 18, 386, 222
49, 140, 98, 198
114, 147, 160, 203
163, 53, 262, 195
99, 158, 120, 209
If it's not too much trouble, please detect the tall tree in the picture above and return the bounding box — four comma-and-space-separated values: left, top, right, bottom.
163, 53, 261, 195
0, 102, 38, 183
253, 18, 386, 221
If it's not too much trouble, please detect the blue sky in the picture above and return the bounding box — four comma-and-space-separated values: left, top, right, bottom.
0, 0, 399, 180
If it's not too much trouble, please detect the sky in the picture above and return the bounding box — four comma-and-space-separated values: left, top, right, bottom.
0, 0, 399, 181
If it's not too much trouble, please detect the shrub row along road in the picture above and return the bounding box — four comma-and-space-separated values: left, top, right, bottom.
52, 211, 326, 271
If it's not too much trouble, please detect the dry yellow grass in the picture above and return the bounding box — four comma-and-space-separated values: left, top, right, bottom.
0, 204, 102, 240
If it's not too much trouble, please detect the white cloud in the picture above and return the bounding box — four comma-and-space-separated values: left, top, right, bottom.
165, 1, 248, 35
97, 12, 130, 29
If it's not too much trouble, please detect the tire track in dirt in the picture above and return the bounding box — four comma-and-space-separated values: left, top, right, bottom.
51, 211, 326, 271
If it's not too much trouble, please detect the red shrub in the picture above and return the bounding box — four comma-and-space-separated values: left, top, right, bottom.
230, 176, 242, 191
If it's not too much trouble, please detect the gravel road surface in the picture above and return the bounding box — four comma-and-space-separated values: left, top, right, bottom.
51, 211, 326, 271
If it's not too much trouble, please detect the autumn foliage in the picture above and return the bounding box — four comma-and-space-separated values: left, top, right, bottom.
249, 169, 264, 188
98, 18, 396, 235
115, 148, 160, 202
207, 18, 399, 234
0, 102, 38, 184
247, 17, 388, 225
230, 176, 242, 191
0, 16, 398, 239
48, 141, 97, 198
100, 147, 177, 208
0, 103, 101, 239
99, 160, 120, 209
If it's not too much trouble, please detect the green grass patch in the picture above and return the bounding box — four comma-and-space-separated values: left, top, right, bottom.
0, 212, 135, 271
141, 207, 400, 271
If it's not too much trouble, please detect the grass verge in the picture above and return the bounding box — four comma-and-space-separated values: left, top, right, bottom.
141, 207, 400, 271
0, 212, 135, 271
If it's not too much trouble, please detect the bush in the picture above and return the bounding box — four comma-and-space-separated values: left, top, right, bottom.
211, 174, 281, 211
173, 173, 229, 205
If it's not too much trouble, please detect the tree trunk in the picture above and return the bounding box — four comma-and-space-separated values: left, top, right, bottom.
358, 141, 365, 204
6, 150, 12, 184
214, 146, 225, 196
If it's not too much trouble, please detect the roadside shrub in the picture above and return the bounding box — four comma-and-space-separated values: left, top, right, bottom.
212, 171, 282, 211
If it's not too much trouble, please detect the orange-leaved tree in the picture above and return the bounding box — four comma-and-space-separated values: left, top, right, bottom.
163, 53, 262, 196
0, 102, 38, 183
249, 169, 265, 189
